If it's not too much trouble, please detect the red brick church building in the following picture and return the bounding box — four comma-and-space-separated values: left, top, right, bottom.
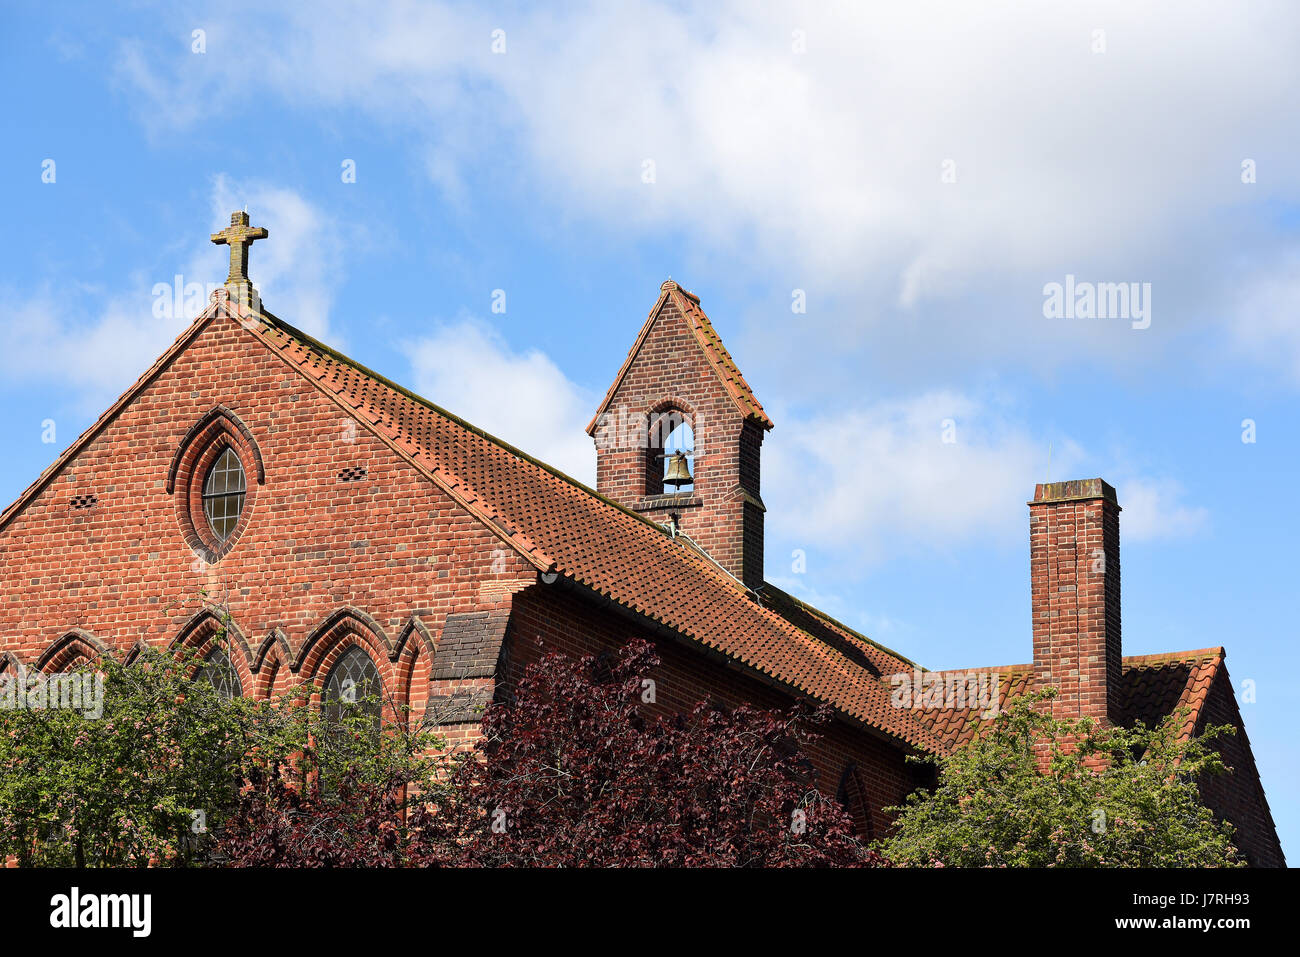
0, 214, 1284, 865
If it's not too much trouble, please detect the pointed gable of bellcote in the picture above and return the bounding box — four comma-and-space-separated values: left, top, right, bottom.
587, 280, 773, 589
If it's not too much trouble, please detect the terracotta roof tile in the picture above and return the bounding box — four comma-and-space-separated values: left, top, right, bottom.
239, 302, 939, 752
0, 291, 1224, 761
1117, 647, 1224, 742
585, 283, 774, 435
910, 648, 1227, 753
910, 668, 1035, 750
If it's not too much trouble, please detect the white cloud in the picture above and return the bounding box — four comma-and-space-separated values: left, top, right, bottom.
0, 180, 341, 409
0, 291, 186, 413
764, 391, 1083, 563
763, 390, 1209, 561
1231, 246, 1300, 384
115, 0, 1300, 379
405, 317, 597, 483
1115, 476, 1209, 543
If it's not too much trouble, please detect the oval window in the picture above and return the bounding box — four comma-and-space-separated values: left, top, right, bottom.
202, 448, 246, 541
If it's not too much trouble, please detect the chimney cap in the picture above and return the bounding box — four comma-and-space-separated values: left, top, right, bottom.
1030, 478, 1118, 507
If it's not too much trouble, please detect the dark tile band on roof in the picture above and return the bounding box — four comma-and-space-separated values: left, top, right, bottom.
432, 609, 511, 681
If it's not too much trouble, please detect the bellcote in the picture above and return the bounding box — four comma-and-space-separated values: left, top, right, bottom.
588, 280, 771, 589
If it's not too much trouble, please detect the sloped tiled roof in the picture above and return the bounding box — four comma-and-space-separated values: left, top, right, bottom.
758, 582, 917, 678
0, 287, 1230, 763
585, 281, 774, 435
231, 298, 939, 752
1117, 647, 1224, 741
911, 649, 1226, 751
910, 668, 1035, 750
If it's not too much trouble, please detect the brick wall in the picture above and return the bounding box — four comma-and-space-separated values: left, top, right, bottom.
591, 292, 766, 588
0, 309, 537, 721
502, 582, 927, 840
1029, 479, 1123, 725
1195, 664, 1286, 867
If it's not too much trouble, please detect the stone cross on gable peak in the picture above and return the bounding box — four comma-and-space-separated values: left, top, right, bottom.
210, 211, 268, 308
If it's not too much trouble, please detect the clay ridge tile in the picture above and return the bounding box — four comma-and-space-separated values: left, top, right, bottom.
584, 284, 774, 435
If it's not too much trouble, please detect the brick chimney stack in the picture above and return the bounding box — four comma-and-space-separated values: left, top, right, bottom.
1029, 479, 1122, 725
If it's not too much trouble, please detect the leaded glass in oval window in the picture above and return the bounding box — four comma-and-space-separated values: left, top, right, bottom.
196, 646, 242, 700
202, 447, 246, 541
322, 645, 383, 729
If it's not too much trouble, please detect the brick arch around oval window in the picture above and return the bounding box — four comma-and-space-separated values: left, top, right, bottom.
295, 608, 404, 724
37, 628, 112, 674
167, 405, 266, 562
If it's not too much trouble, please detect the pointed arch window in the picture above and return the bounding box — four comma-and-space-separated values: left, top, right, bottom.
195, 646, 243, 700
202, 448, 246, 541
322, 645, 383, 730
837, 764, 875, 842
661, 418, 694, 493
646, 407, 695, 495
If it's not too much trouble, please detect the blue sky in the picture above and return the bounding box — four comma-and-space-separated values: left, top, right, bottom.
2, 1, 1297, 860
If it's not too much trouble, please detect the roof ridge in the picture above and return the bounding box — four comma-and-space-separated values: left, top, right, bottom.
923, 662, 1034, 676
1123, 646, 1225, 667
758, 581, 921, 670
1170, 653, 1224, 743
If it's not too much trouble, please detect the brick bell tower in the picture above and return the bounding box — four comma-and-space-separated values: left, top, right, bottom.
586, 280, 774, 590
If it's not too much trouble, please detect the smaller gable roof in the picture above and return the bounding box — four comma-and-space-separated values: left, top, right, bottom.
585, 281, 774, 435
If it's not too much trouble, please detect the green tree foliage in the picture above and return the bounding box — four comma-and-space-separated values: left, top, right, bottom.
0, 635, 441, 867
877, 690, 1244, 867
216, 640, 880, 867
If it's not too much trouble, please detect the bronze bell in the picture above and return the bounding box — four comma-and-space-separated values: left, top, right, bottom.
663, 451, 693, 489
